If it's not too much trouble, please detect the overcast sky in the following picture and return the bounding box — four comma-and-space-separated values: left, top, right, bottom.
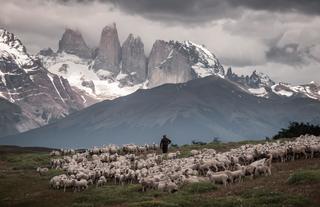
1, 0, 320, 84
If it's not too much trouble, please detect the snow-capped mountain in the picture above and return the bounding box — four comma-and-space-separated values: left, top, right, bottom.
38, 23, 226, 99
225, 67, 320, 100
38, 22, 320, 103
174, 40, 225, 78
272, 82, 320, 100
39, 24, 147, 100
226, 68, 275, 98
39, 52, 142, 100
0, 29, 89, 137
147, 40, 225, 87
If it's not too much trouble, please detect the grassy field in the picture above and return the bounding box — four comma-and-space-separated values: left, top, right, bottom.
0, 141, 319, 207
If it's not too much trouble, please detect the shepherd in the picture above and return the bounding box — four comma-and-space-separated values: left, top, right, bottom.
160, 135, 171, 153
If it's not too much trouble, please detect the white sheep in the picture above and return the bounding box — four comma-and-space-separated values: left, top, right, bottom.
36, 167, 49, 176
74, 179, 88, 192
167, 151, 181, 159
96, 176, 107, 187
190, 150, 200, 156
45, 135, 320, 193
207, 171, 228, 187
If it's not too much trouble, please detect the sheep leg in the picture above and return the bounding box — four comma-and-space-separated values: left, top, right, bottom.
223, 180, 227, 187
303, 152, 307, 159
250, 174, 254, 180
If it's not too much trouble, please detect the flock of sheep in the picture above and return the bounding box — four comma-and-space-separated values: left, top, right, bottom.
38, 135, 320, 193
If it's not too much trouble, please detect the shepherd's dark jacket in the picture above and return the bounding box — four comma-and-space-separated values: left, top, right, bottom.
160, 137, 171, 148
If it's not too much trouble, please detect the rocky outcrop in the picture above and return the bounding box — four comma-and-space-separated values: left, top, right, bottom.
148, 49, 196, 87
93, 23, 121, 74
147, 40, 173, 76
81, 79, 95, 94
249, 70, 275, 88
147, 40, 223, 88
39, 48, 54, 56
226, 67, 250, 86
147, 40, 181, 87
121, 34, 147, 83
226, 68, 275, 88
57, 29, 92, 59
172, 41, 225, 78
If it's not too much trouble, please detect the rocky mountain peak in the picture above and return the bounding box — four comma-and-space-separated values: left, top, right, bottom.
121, 33, 147, 84
226, 67, 232, 77
225, 67, 241, 81
308, 81, 319, 86
0, 29, 26, 53
125, 33, 144, 46
226, 68, 275, 88
127, 33, 134, 41
92, 23, 121, 74
148, 40, 176, 74
147, 40, 176, 84
147, 39, 225, 87
173, 40, 225, 78
103, 22, 117, 32
148, 48, 195, 88
0, 29, 35, 68
249, 70, 275, 87
57, 29, 92, 59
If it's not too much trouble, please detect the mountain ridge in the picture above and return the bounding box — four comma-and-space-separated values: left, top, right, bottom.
2, 75, 320, 148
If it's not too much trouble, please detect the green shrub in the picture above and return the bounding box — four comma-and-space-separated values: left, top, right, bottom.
273, 122, 320, 139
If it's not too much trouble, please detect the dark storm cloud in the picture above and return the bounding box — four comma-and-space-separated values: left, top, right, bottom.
266, 44, 305, 65
231, 0, 320, 15
55, 0, 320, 24
55, 0, 238, 24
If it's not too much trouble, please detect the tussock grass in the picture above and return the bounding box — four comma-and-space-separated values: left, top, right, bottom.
0, 152, 50, 170
239, 189, 311, 207
129, 200, 179, 207
287, 169, 320, 185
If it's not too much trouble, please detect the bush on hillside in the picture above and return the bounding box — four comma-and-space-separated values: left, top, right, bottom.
273, 122, 320, 140
191, 140, 207, 145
